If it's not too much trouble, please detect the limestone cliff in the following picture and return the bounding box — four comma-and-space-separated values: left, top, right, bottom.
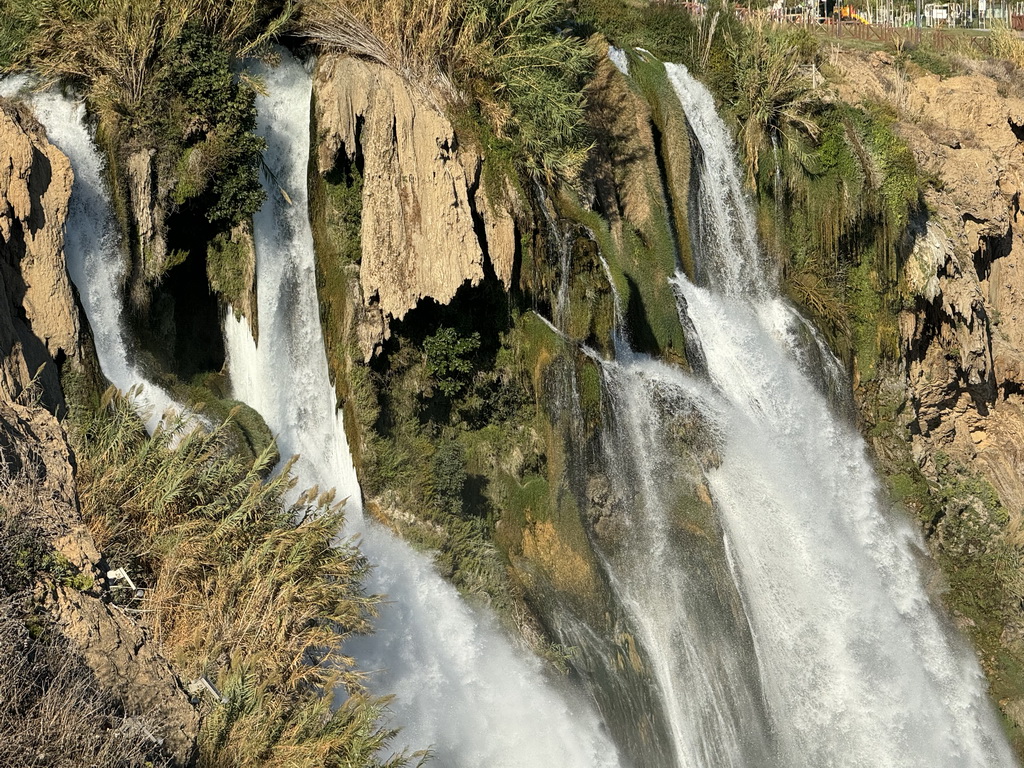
313, 54, 516, 359
834, 53, 1024, 517
0, 99, 79, 411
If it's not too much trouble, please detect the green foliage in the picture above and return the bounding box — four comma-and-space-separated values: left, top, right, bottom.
302, 0, 593, 180
431, 436, 468, 516
206, 230, 250, 306
0, 4, 34, 68
761, 95, 919, 374
322, 161, 364, 266
1, 512, 93, 595
858, 102, 919, 234
573, 0, 703, 65
724, 18, 820, 183
908, 45, 954, 78
424, 327, 481, 397
161, 24, 266, 227
67, 388, 415, 767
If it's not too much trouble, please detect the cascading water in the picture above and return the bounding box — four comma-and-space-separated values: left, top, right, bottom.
0, 79, 178, 430
222, 52, 621, 768
10, 38, 1017, 767
572, 61, 1015, 766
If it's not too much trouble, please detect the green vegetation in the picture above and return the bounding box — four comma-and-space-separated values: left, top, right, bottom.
302, 0, 593, 180
67, 388, 418, 768
206, 229, 252, 310
424, 328, 482, 397
161, 24, 266, 228
748, 83, 921, 376
724, 19, 820, 183
928, 454, 1024, 752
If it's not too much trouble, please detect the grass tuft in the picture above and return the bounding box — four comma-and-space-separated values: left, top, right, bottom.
67, 388, 419, 767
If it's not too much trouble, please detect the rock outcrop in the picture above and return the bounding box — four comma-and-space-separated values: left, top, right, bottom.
0, 99, 79, 411
836, 53, 1024, 514
0, 399, 200, 764
313, 54, 516, 359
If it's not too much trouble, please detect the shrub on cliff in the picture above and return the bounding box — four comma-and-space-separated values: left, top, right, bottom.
302, 0, 593, 180
68, 388, 419, 768
724, 18, 820, 183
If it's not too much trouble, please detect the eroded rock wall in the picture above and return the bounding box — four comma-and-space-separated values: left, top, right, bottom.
313, 54, 516, 359
836, 54, 1024, 514
0, 100, 79, 410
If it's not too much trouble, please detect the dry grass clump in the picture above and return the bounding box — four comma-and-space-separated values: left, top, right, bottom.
991, 21, 1024, 68
302, 0, 593, 180
69, 388, 418, 768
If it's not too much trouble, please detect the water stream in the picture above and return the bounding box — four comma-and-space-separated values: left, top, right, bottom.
222, 53, 622, 768
578, 62, 1017, 767
0, 79, 178, 431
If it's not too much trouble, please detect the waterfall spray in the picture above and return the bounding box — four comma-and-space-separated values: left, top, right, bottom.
223, 52, 622, 768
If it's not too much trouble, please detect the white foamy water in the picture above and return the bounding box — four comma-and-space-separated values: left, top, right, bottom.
656, 62, 1016, 766
608, 46, 630, 76
1, 78, 178, 430
665, 64, 766, 296
222, 52, 621, 767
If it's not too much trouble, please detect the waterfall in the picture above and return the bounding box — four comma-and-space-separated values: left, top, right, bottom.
666, 65, 766, 296
592, 62, 1013, 766
223, 52, 622, 768
9, 41, 1017, 768
0, 79, 178, 431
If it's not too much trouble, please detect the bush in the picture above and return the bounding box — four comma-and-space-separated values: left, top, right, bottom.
160, 25, 266, 227
431, 436, 467, 516
68, 389, 417, 768
724, 17, 820, 182
423, 327, 481, 397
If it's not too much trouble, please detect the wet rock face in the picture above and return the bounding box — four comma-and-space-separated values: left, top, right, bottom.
312, 54, 515, 360
838, 53, 1024, 514
0, 99, 79, 410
